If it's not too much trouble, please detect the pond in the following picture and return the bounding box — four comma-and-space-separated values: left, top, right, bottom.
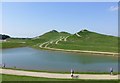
2, 47, 118, 72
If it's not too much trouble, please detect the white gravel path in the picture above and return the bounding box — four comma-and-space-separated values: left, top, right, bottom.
75, 33, 81, 37
0, 69, 118, 80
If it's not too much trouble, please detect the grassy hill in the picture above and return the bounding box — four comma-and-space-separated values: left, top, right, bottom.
1, 29, 119, 53
34, 30, 70, 42
31, 30, 71, 47
48, 29, 118, 52
1, 30, 71, 49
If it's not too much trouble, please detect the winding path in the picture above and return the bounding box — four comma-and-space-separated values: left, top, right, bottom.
55, 36, 65, 44
39, 36, 69, 48
0, 69, 118, 80
75, 33, 81, 37
39, 42, 49, 48
64, 36, 69, 41
38, 36, 118, 56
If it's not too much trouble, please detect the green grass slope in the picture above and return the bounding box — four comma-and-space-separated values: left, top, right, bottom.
48, 29, 118, 52
1, 29, 119, 53
1, 30, 71, 49
2, 74, 119, 83
31, 30, 71, 47
1, 38, 29, 49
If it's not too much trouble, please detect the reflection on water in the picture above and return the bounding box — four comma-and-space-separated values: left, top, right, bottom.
2, 47, 118, 72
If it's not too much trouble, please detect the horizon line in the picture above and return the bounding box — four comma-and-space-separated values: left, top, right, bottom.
1, 29, 119, 38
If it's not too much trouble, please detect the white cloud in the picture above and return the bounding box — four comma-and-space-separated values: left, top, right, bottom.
109, 6, 119, 11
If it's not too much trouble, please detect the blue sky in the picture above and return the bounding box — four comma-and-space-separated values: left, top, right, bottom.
1, 2, 118, 38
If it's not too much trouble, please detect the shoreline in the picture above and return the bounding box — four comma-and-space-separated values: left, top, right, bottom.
2, 46, 119, 56
2, 67, 119, 74
40, 47, 118, 56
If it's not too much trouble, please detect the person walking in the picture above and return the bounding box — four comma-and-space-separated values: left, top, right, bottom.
71, 69, 74, 77
110, 67, 113, 75
3, 63, 6, 68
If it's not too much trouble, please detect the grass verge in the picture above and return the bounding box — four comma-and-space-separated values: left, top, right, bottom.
1, 74, 119, 83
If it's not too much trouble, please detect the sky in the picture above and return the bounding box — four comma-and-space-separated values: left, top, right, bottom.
1, 2, 118, 38
1, 0, 119, 2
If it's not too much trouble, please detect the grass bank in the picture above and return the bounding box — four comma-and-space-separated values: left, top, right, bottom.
1, 38, 34, 49
40, 47, 118, 56
2, 42, 26, 49
1, 74, 119, 83
2, 74, 65, 81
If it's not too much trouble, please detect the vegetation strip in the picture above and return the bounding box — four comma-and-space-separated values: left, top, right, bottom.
1, 74, 119, 82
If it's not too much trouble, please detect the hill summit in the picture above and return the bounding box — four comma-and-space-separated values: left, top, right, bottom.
80, 29, 89, 32
49, 30, 58, 33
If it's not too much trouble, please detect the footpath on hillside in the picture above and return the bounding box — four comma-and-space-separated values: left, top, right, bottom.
0, 69, 118, 80
38, 35, 118, 56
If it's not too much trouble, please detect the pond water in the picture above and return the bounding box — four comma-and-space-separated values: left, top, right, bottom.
2, 47, 118, 72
